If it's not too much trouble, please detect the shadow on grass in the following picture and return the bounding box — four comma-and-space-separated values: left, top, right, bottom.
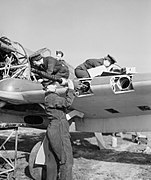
0, 131, 45, 153
70, 132, 151, 166
0, 131, 151, 167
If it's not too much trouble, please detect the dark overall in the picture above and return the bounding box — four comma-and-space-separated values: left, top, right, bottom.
32, 56, 69, 84
75, 58, 104, 78
44, 89, 75, 180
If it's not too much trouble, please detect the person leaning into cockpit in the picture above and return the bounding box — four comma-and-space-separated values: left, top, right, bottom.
74, 54, 121, 78
30, 50, 69, 86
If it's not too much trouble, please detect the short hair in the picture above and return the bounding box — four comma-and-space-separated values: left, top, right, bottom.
56, 51, 64, 57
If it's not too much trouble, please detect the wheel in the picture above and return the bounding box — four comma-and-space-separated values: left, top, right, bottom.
28, 141, 46, 180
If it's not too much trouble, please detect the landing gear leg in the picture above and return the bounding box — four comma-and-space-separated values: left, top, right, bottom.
95, 132, 106, 149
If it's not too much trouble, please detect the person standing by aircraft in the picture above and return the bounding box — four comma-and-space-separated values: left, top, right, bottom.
74, 54, 120, 78
30, 50, 69, 86
43, 79, 75, 180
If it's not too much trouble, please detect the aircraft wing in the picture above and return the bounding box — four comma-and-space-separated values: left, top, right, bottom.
0, 72, 150, 133
0, 78, 45, 104
72, 73, 151, 133
0, 37, 151, 133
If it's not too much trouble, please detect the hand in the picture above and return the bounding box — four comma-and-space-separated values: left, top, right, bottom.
56, 78, 63, 84
67, 79, 74, 90
60, 78, 68, 86
31, 68, 37, 73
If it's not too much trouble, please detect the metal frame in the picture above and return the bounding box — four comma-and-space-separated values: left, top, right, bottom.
0, 125, 19, 179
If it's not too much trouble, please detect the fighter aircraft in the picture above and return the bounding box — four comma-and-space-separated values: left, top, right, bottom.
0, 36, 151, 179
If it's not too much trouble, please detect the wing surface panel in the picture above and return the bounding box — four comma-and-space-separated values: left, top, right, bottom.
73, 73, 151, 119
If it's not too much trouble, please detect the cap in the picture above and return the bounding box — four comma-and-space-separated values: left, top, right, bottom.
29, 54, 42, 61
56, 50, 64, 57
106, 54, 117, 64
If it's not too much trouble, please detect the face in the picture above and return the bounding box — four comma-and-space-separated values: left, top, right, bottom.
104, 59, 111, 67
56, 53, 62, 60
33, 58, 43, 66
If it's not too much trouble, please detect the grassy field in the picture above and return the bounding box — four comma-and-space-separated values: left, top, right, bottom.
0, 128, 151, 179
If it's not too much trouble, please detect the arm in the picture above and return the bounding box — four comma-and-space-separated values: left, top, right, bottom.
31, 57, 62, 83
85, 59, 104, 68
55, 79, 75, 108
45, 79, 75, 109
108, 64, 122, 74
56, 89, 75, 108
46, 57, 56, 75
31, 68, 62, 83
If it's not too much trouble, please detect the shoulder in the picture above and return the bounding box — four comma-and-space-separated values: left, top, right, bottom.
45, 91, 58, 101
59, 59, 66, 64
85, 59, 98, 65
44, 56, 57, 63
96, 58, 104, 63
85, 59, 97, 62
59, 60, 68, 67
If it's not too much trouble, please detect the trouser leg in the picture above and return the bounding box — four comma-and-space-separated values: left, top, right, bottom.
59, 119, 73, 180
43, 133, 59, 180
59, 144, 73, 180
46, 120, 73, 180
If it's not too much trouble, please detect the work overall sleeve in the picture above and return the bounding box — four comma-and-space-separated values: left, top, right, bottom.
31, 68, 62, 83
56, 89, 75, 108
44, 89, 75, 167
45, 89, 75, 109
85, 58, 104, 68
31, 57, 63, 82
46, 57, 56, 75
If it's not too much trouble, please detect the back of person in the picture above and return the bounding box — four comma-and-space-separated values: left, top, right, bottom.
75, 58, 104, 78
54, 60, 69, 79
31, 54, 70, 86
43, 56, 69, 79
75, 55, 117, 78
83, 58, 104, 69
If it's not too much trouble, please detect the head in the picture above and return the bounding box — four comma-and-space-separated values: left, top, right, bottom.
103, 54, 116, 67
56, 50, 64, 60
32, 55, 43, 66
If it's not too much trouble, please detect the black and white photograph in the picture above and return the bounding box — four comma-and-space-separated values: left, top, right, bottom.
0, 0, 151, 179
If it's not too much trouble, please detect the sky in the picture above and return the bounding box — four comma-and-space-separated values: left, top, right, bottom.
0, 0, 151, 73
